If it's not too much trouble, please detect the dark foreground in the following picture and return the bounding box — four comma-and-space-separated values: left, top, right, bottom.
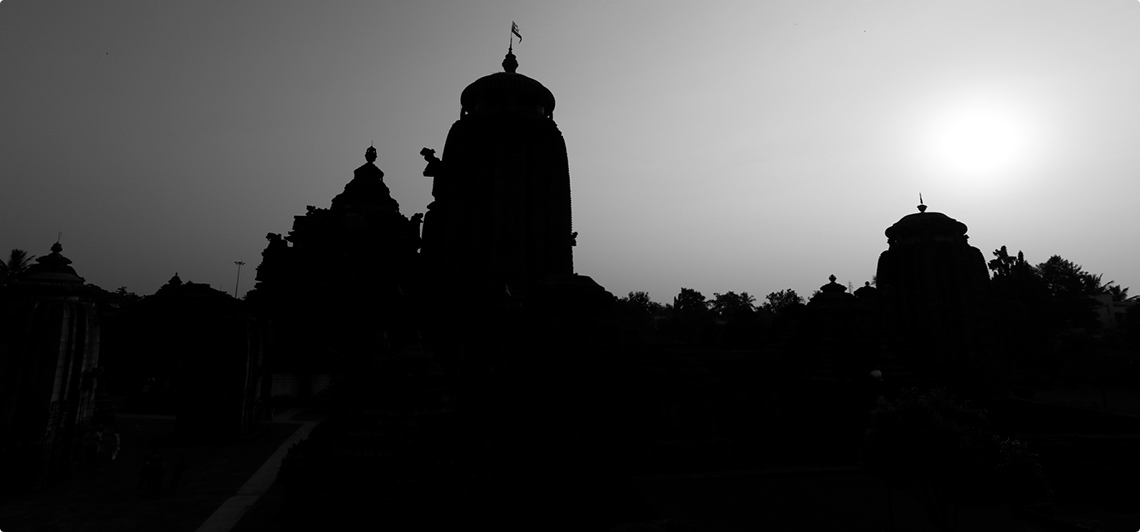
4, 406, 1139, 532
0, 415, 299, 532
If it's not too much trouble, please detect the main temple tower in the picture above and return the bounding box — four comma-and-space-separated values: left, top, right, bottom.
875, 200, 995, 391
421, 49, 574, 298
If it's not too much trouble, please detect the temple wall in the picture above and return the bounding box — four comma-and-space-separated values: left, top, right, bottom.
0, 294, 100, 491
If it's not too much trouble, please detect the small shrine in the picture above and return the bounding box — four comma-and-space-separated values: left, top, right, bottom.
0, 241, 100, 490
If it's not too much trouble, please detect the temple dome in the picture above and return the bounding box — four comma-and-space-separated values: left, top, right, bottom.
22, 242, 84, 284
460, 52, 555, 118
884, 204, 968, 241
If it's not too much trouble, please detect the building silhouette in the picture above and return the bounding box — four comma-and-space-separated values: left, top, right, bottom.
420, 50, 574, 300
127, 274, 264, 439
875, 201, 995, 392
248, 146, 421, 403
0, 242, 101, 491
262, 50, 623, 531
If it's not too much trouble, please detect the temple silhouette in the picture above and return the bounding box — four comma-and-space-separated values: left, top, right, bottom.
247, 144, 420, 402
421, 49, 574, 293
875, 200, 996, 392
3, 45, 1140, 532
0, 243, 101, 493
245, 50, 618, 530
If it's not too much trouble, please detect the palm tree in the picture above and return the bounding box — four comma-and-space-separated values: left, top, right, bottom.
1105, 283, 1130, 303
0, 248, 35, 284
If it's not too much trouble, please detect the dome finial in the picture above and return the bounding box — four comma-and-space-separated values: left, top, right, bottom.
918, 193, 927, 213
503, 50, 518, 73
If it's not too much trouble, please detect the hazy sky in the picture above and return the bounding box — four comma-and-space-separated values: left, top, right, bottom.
2, 1, 1139, 303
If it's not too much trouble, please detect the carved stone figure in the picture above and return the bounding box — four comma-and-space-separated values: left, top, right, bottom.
420, 147, 443, 177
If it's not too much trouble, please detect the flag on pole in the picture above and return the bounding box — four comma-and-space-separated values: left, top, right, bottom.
511, 21, 522, 42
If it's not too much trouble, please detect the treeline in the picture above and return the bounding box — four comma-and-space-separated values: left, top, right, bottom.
989, 246, 1133, 331
611, 246, 1139, 353
610, 286, 813, 349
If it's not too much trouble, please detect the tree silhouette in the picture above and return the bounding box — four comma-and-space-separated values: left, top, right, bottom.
710, 291, 755, 319
1036, 255, 1103, 330
762, 288, 804, 315
987, 245, 1031, 280
621, 291, 663, 315
614, 291, 664, 331
989, 246, 1049, 307
990, 247, 1113, 332
1104, 283, 1132, 303
666, 288, 716, 346
672, 288, 709, 317
0, 248, 35, 284
114, 286, 143, 303
1037, 255, 1104, 298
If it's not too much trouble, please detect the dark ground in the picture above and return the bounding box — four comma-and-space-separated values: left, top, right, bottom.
634, 471, 1071, 532
0, 415, 300, 532
227, 466, 1129, 532
4, 400, 1137, 532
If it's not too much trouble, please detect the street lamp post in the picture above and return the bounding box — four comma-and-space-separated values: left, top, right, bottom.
233, 261, 245, 299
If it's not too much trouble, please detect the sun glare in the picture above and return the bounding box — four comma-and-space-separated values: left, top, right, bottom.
920, 97, 1038, 183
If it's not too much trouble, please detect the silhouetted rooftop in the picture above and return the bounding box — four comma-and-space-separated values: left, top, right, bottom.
144, 273, 247, 316
21, 242, 84, 284
330, 147, 398, 213
460, 51, 555, 117
808, 274, 857, 308
819, 274, 847, 294
884, 204, 968, 240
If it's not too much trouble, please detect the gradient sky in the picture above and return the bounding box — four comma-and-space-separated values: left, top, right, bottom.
2, 1, 1139, 303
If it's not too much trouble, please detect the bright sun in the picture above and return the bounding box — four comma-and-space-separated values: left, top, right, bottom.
922, 98, 1037, 181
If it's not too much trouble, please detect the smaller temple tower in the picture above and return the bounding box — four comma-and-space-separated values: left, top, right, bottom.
875, 200, 994, 389
247, 145, 421, 402
0, 242, 101, 490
